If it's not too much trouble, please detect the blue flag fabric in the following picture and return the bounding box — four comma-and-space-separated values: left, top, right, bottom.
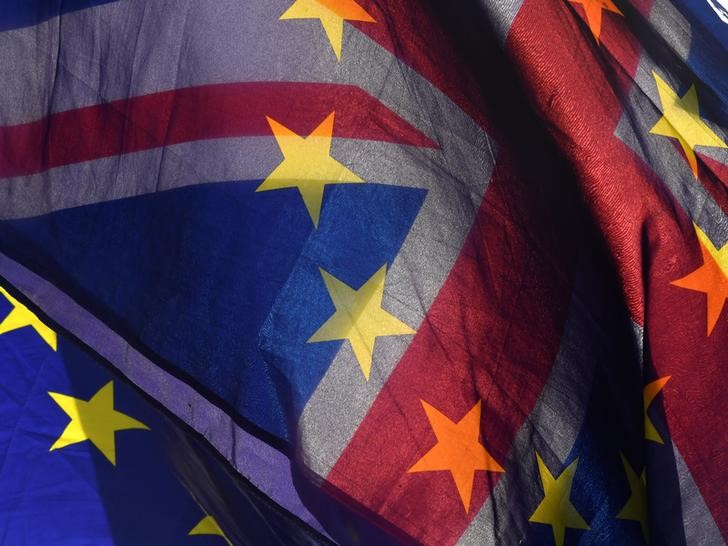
0, 284, 331, 545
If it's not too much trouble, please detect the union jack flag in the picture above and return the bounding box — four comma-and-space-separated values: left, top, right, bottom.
0, 1, 727, 544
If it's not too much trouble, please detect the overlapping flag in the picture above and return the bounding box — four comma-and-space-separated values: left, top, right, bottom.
0, 0, 726, 544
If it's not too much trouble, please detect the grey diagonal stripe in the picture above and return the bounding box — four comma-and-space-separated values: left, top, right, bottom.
614, 0, 728, 247
672, 442, 725, 546
649, 0, 692, 62
297, 25, 495, 478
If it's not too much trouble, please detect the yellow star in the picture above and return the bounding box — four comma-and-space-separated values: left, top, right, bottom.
280, 0, 375, 60
529, 453, 589, 546
643, 376, 670, 444
0, 286, 56, 350
650, 72, 727, 178
671, 224, 728, 335
569, 0, 622, 43
49, 381, 149, 465
408, 400, 504, 512
189, 515, 232, 546
617, 453, 649, 544
308, 264, 415, 380
257, 112, 363, 227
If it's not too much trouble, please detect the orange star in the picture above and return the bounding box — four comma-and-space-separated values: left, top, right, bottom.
644, 376, 670, 444
408, 400, 504, 512
671, 224, 728, 335
281, 0, 375, 60
569, 0, 623, 42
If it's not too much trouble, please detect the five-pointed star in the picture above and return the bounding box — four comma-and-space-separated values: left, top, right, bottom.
408, 400, 504, 512
617, 453, 649, 544
49, 381, 149, 465
643, 376, 670, 444
308, 265, 414, 379
529, 453, 589, 546
280, 0, 375, 60
671, 224, 728, 335
257, 112, 363, 227
569, 0, 623, 42
650, 72, 727, 178
189, 515, 232, 546
0, 286, 57, 350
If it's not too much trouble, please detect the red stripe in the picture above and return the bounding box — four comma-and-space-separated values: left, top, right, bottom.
0, 82, 436, 178
504, 0, 728, 537
505, 0, 651, 324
